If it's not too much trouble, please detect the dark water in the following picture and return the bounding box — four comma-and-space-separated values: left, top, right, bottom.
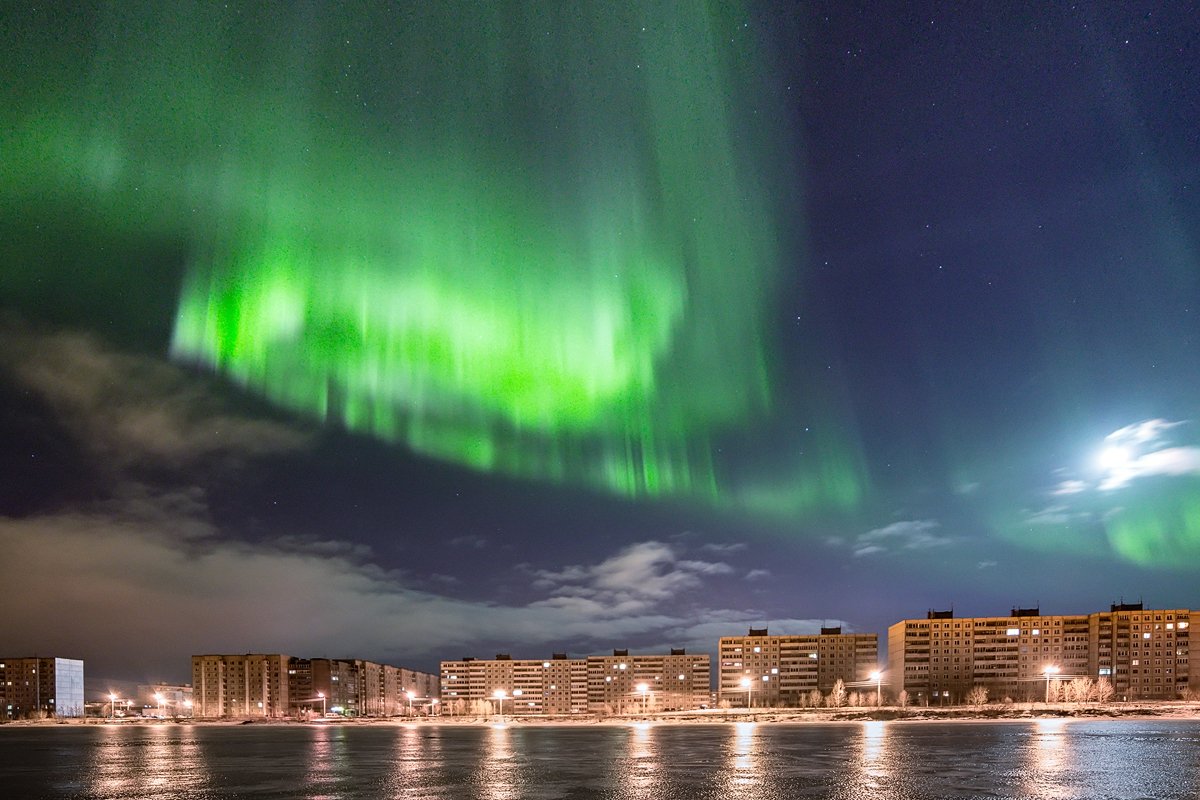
2, 719, 1199, 799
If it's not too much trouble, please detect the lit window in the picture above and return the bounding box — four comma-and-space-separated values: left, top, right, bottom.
1006, 628, 1019, 636
1032, 629, 1040, 636
753, 646, 761, 653
1144, 633, 1152, 639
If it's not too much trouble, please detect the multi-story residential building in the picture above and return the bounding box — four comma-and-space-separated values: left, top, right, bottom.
287, 657, 439, 717
191, 654, 290, 718
1091, 603, 1193, 700
440, 649, 708, 715
888, 604, 1196, 703
718, 628, 878, 706
136, 682, 193, 716
586, 649, 711, 713
441, 653, 588, 715
0, 657, 84, 718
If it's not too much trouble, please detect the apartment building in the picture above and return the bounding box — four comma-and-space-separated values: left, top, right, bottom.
0, 656, 84, 718
440, 653, 588, 715
287, 657, 440, 716
888, 604, 1195, 703
586, 649, 711, 713
718, 628, 878, 706
440, 649, 709, 715
191, 654, 290, 718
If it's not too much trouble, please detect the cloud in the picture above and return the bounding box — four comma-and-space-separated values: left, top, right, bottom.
0, 327, 308, 469
700, 542, 747, 555
528, 541, 733, 614
0, 499, 756, 681
1083, 418, 1200, 491
976, 560, 997, 570
850, 519, 952, 557
744, 569, 771, 581
1099, 446, 1200, 491
1052, 479, 1087, 496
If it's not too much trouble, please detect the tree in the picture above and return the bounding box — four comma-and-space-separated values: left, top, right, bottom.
807, 689, 823, 708
848, 691, 862, 708
829, 679, 847, 708
897, 690, 909, 709
966, 685, 989, 708
1065, 677, 1093, 705
1094, 678, 1115, 704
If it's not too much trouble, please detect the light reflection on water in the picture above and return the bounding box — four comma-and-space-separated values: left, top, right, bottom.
5, 719, 1200, 799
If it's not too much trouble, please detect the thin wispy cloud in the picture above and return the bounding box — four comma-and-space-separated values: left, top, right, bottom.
849, 519, 952, 557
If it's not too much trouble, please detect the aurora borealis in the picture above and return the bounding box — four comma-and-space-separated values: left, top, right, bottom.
2, 2, 1199, 684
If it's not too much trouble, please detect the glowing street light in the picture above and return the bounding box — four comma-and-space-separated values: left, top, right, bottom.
405, 690, 415, 716
869, 670, 882, 706
154, 692, 164, 717
317, 691, 326, 718
183, 699, 193, 717
108, 693, 118, 720
1043, 666, 1060, 703
492, 689, 508, 720
635, 683, 649, 714
740, 676, 752, 709
430, 698, 440, 716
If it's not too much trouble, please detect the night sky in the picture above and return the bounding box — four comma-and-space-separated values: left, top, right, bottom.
2, 2, 1198, 691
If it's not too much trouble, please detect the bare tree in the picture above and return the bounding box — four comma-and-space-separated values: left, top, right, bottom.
966, 685, 989, 708
827, 679, 847, 708
848, 691, 862, 708
1094, 678, 1115, 704
897, 690, 909, 709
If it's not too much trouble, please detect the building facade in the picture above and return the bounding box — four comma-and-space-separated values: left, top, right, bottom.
888, 604, 1195, 703
586, 649, 711, 713
287, 657, 440, 717
441, 653, 589, 715
718, 628, 879, 706
440, 649, 709, 715
191, 654, 290, 718
0, 657, 84, 718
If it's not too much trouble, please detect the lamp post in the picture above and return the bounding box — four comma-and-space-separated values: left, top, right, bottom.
154, 692, 164, 717
108, 693, 118, 720
405, 690, 415, 716
869, 670, 882, 706
635, 683, 649, 715
317, 691, 326, 718
1043, 666, 1060, 703
430, 698, 439, 717
492, 689, 508, 720
740, 677, 752, 709
183, 699, 193, 718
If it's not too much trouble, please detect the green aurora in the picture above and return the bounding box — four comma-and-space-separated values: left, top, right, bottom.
2, 3, 866, 515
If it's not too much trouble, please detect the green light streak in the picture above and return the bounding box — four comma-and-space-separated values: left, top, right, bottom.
1, 2, 867, 516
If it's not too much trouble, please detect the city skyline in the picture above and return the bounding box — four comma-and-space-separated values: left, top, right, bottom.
3, 2, 1199, 689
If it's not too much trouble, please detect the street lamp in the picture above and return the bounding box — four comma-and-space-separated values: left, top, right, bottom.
1043, 666, 1060, 703
635, 683, 649, 714
740, 677, 752, 708
183, 699, 193, 718
869, 670, 882, 706
154, 692, 164, 717
405, 690, 415, 716
430, 698, 440, 716
108, 693, 118, 720
317, 691, 326, 718
492, 689, 508, 720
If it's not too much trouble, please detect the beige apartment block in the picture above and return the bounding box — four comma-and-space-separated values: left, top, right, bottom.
191, 654, 290, 718
888, 603, 1195, 703
586, 649, 711, 713
718, 628, 878, 707
440, 649, 709, 715
0, 656, 84, 718
440, 653, 588, 715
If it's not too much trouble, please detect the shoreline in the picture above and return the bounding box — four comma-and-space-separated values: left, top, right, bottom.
5, 702, 1199, 728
